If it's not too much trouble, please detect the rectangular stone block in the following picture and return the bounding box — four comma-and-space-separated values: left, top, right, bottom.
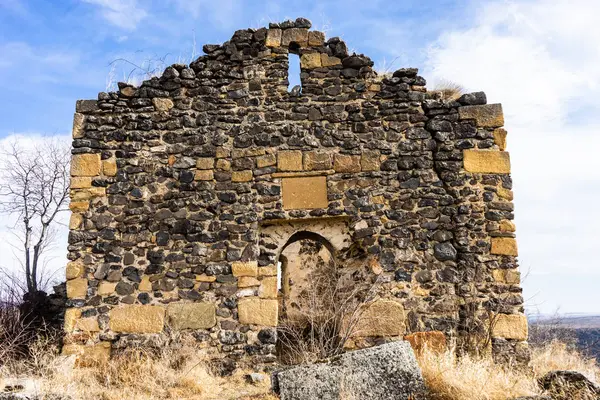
308, 31, 325, 46
458, 103, 504, 128
64, 308, 82, 333
166, 303, 216, 330
196, 157, 215, 169
238, 276, 260, 288
71, 177, 92, 189
109, 305, 165, 333
66, 278, 87, 299
265, 29, 282, 47
69, 213, 83, 230
334, 154, 361, 173
75, 317, 100, 332
491, 313, 528, 341
195, 170, 214, 181
102, 158, 117, 176
277, 150, 303, 171
152, 97, 174, 112
69, 201, 89, 212
232, 170, 253, 182
361, 150, 381, 171
491, 237, 518, 256
232, 261, 258, 277
258, 276, 278, 299
97, 282, 117, 295
281, 28, 308, 47
72, 113, 84, 139
238, 297, 278, 326
352, 300, 406, 337
463, 150, 511, 174
282, 176, 328, 210
62, 342, 110, 367
66, 261, 84, 280
304, 151, 332, 171
257, 154, 276, 168
300, 53, 322, 69
71, 154, 101, 177
493, 128, 507, 150
75, 99, 98, 113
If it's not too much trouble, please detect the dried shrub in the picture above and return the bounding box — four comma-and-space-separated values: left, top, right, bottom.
431, 79, 465, 101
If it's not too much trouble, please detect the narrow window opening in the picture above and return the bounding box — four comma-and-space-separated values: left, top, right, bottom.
287, 53, 302, 95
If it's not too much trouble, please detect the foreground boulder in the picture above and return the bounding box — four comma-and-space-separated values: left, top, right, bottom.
273, 341, 426, 400
539, 370, 600, 399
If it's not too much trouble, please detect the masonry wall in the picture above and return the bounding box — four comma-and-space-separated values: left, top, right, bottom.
62, 18, 528, 369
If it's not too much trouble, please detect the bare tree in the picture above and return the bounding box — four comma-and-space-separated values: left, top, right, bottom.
0, 138, 70, 295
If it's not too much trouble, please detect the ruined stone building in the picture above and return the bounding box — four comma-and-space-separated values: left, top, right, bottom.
63, 18, 528, 368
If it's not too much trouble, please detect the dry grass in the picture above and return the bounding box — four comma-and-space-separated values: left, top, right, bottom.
1, 342, 273, 400
418, 340, 600, 400
430, 79, 465, 101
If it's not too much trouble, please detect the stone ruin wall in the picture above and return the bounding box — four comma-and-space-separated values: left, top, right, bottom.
62, 18, 528, 369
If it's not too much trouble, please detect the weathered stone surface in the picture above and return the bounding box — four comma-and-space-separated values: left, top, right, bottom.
152, 97, 174, 112
333, 154, 361, 173
353, 300, 406, 337
492, 269, 520, 284
62, 342, 110, 366
361, 150, 380, 171
258, 276, 278, 299
65, 262, 83, 280
278, 150, 303, 171
166, 303, 216, 330
231, 170, 253, 182
493, 128, 508, 150
300, 53, 321, 69
433, 242, 457, 261
75, 317, 100, 332
458, 103, 504, 127
238, 298, 278, 326
195, 170, 214, 181
405, 331, 447, 355
265, 29, 282, 47
72, 113, 84, 139
308, 31, 325, 46
66, 278, 87, 299
463, 150, 511, 173
232, 261, 258, 277
97, 282, 117, 295
71, 154, 101, 177
491, 237, 518, 256
196, 157, 214, 169
102, 158, 117, 176
281, 28, 308, 47
274, 341, 426, 400
71, 177, 92, 189
109, 305, 165, 333
303, 151, 332, 170
492, 313, 528, 340
321, 54, 341, 67
64, 308, 82, 332
539, 370, 600, 399
282, 176, 328, 210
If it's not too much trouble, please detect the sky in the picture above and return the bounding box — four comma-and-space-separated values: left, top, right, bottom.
0, 0, 598, 314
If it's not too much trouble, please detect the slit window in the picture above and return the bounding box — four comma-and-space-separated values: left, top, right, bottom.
287, 53, 301, 94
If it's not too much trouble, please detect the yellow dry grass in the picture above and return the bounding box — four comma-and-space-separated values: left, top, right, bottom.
418, 340, 600, 400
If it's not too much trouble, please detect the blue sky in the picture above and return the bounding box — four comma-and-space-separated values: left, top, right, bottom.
0, 0, 599, 315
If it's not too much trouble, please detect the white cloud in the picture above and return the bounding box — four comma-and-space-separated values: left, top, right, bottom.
82, 0, 147, 30
423, 0, 600, 314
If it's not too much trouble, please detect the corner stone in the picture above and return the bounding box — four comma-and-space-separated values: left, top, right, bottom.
66, 278, 87, 299
492, 313, 528, 341
265, 29, 282, 47
463, 150, 511, 174
232, 261, 258, 277
238, 297, 278, 326
491, 237, 518, 256
458, 103, 504, 128
300, 53, 322, 69
71, 154, 101, 177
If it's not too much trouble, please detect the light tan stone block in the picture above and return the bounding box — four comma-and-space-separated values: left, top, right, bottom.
70, 187, 106, 201
491, 237, 518, 256
64, 308, 82, 333
277, 150, 303, 171
71, 154, 101, 177
152, 98, 174, 112
265, 29, 282, 47
69, 213, 83, 230
257, 154, 276, 168
405, 331, 447, 355
97, 282, 117, 295
67, 278, 87, 299
321, 54, 342, 67
300, 53, 322, 69
69, 201, 89, 212
282, 176, 328, 210
196, 274, 217, 282
75, 317, 100, 332
492, 313, 528, 341
281, 28, 308, 47
109, 305, 165, 333
102, 158, 117, 176
492, 269, 520, 284
258, 276, 278, 299
497, 186, 513, 200
361, 150, 380, 171
139, 275, 152, 292
463, 150, 511, 174
238, 297, 278, 326
66, 262, 84, 280
352, 300, 406, 337
458, 104, 504, 128
304, 151, 332, 171
493, 128, 507, 150
216, 147, 230, 158
238, 276, 260, 288
72, 113, 85, 139
232, 261, 258, 277
216, 159, 231, 171
499, 220, 516, 232
258, 265, 278, 276
194, 170, 214, 181
334, 154, 361, 173
62, 342, 111, 367
308, 31, 325, 46
232, 170, 253, 182
71, 177, 92, 189
166, 303, 216, 330
196, 158, 215, 169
